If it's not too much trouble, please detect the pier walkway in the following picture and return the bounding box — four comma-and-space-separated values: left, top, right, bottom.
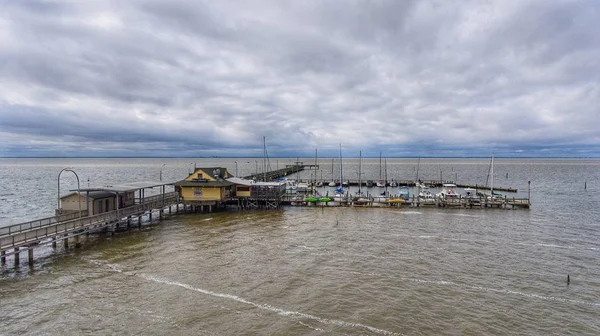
244, 162, 319, 181
0, 192, 180, 265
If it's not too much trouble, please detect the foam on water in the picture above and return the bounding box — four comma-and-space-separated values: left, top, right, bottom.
138, 273, 403, 335
85, 258, 402, 335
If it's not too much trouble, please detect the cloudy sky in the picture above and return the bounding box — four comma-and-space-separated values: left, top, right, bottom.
1, 0, 599, 158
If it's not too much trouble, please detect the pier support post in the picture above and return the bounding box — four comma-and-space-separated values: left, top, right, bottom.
176, 204, 179, 213
138, 215, 142, 229
149, 212, 153, 221
127, 216, 131, 229
160, 209, 163, 220
52, 238, 57, 249
1, 250, 5, 264
28, 248, 34, 266
63, 237, 69, 249
74, 235, 81, 248
14, 247, 19, 266
169, 206, 172, 214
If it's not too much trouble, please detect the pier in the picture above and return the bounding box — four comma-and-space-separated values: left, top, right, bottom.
1, 179, 182, 267
244, 162, 319, 181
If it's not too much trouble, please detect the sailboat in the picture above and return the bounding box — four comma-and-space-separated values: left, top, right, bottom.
376, 152, 385, 187
373, 158, 390, 203
305, 149, 320, 203
485, 152, 502, 200
328, 158, 336, 187
353, 151, 370, 204
333, 144, 346, 202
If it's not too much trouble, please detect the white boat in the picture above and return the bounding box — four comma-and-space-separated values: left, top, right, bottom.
463, 187, 477, 198
283, 179, 297, 193
419, 190, 436, 204
376, 180, 386, 187
296, 182, 309, 192
390, 180, 398, 187
437, 183, 460, 199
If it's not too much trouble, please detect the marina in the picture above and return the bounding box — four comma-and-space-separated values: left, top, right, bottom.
1, 160, 530, 268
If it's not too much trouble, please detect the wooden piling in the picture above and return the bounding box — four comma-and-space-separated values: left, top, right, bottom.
1, 250, 6, 264
28, 248, 34, 266
74, 235, 81, 248
63, 237, 69, 249
52, 238, 57, 249
14, 247, 19, 266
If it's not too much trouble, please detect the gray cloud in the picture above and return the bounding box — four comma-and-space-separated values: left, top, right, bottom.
1, 0, 599, 157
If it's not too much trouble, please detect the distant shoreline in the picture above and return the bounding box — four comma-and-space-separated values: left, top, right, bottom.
1, 156, 598, 159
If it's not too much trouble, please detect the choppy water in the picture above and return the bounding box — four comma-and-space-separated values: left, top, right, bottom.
1, 158, 599, 335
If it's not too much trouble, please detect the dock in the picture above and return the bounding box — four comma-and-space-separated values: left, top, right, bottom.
281, 179, 518, 193
244, 162, 319, 181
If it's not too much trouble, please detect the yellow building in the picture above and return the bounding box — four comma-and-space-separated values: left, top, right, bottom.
174, 167, 235, 206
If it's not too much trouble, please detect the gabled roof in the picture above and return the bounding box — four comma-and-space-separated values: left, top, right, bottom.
189, 167, 232, 180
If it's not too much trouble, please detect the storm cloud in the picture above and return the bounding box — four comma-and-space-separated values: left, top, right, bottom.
1, 0, 599, 157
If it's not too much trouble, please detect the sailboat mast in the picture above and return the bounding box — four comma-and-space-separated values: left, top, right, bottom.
331, 158, 334, 183
339, 144, 343, 187
263, 136, 267, 182
313, 148, 317, 194
379, 152, 382, 179
491, 153, 494, 197
359, 150, 362, 194
416, 157, 420, 183
384, 157, 388, 194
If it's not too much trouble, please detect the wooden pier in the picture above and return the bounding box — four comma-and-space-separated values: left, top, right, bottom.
282, 179, 518, 193
277, 194, 530, 209
244, 162, 319, 181
0, 192, 180, 266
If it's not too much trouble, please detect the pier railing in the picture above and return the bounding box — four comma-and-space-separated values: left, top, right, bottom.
1, 192, 179, 251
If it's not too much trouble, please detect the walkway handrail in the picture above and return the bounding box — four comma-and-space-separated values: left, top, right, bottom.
0, 192, 178, 237
1, 193, 179, 250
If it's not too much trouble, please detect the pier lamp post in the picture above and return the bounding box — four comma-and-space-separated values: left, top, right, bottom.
57, 168, 81, 218
255, 160, 258, 176
528, 180, 531, 204
159, 164, 166, 181
234, 161, 238, 176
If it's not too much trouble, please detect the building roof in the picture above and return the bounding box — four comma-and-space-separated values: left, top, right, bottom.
61, 190, 116, 200
175, 180, 235, 187
226, 177, 255, 186
70, 180, 176, 193
191, 167, 232, 180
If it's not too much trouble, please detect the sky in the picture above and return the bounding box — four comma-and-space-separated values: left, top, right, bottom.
1, 0, 599, 158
